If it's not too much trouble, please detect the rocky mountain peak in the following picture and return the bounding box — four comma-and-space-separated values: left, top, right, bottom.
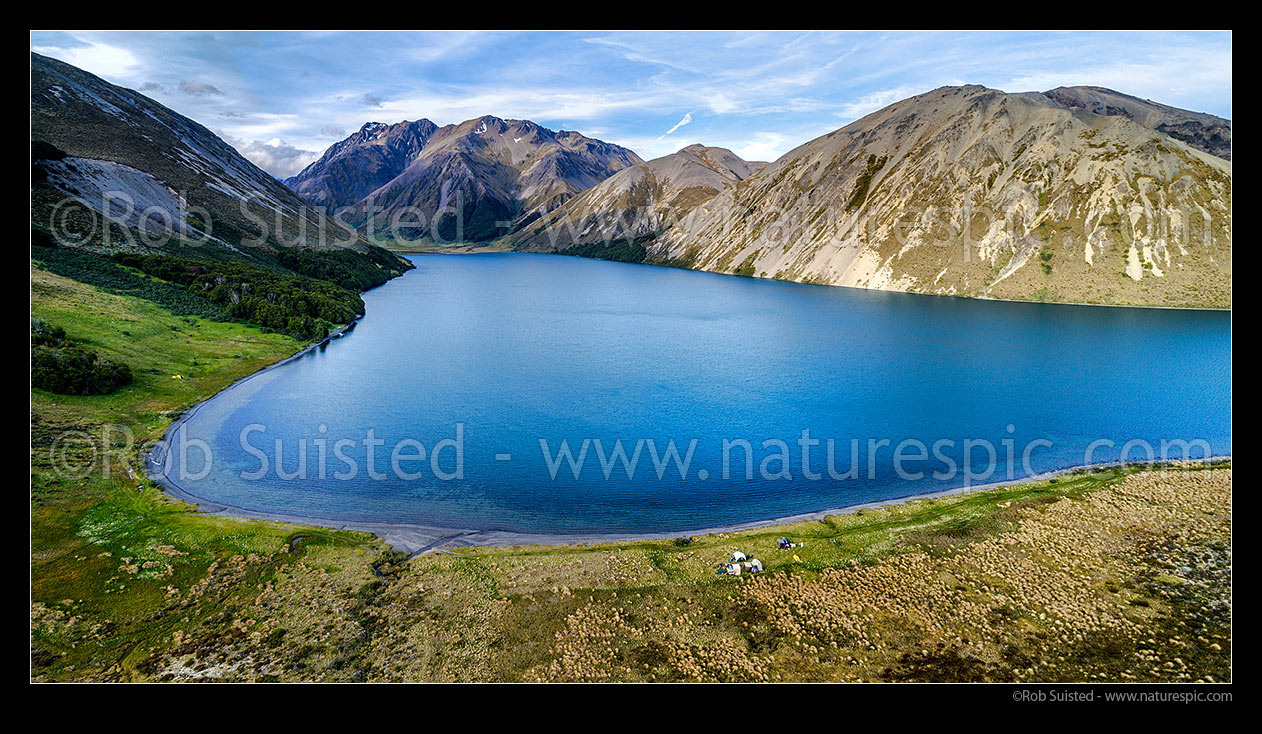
285, 114, 641, 242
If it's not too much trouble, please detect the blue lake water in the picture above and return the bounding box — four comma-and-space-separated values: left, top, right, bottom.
165, 253, 1231, 534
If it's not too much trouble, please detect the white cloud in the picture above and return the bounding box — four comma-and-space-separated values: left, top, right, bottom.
659, 111, 693, 139
707, 94, 736, 114
32, 39, 140, 78
785, 97, 832, 112
401, 32, 482, 63
219, 134, 320, 179
214, 112, 305, 141
353, 87, 673, 130
584, 37, 701, 73
1000, 47, 1234, 115
729, 132, 793, 163
838, 85, 926, 121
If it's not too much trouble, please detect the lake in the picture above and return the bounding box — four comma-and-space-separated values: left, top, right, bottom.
161, 253, 1231, 535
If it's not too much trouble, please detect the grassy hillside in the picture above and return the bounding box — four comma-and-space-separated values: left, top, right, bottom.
30, 265, 379, 678
30, 242, 400, 341
30, 264, 1230, 681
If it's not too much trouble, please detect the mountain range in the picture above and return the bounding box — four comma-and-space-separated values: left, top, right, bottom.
285, 116, 641, 242
492, 85, 1229, 308
30, 51, 1231, 308
629, 85, 1231, 308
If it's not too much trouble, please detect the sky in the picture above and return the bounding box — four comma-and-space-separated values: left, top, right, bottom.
30, 31, 1232, 179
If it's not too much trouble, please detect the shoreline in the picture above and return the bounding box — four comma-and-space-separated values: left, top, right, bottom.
151, 445, 1230, 556
145, 315, 361, 512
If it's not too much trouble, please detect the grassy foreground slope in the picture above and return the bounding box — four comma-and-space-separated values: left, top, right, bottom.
30, 265, 378, 679
31, 264, 1230, 681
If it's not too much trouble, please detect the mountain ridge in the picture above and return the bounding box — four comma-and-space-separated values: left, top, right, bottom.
285, 119, 439, 208
507, 83, 1229, 308
31, 52, 398, 270
1039, 85, 1230, 160
501, 143, 765, 252
286, 115, 642, 243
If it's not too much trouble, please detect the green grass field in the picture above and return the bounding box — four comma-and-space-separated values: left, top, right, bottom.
30, 262, 1231, 681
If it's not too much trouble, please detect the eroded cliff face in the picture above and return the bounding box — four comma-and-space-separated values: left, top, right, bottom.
648, 86, 1230, 308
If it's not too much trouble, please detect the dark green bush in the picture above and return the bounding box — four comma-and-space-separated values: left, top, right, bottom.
32, 240, 228, 320
31, 318, 66, 346
274, 246, 412, 291
845, 154, 889, 212
112, 253, 365, 340
558, 235, 653, 263
30, 319, 133, 395
32, 231, 407, 342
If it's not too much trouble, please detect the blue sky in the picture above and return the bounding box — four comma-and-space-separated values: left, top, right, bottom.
31, 31, 1232, 178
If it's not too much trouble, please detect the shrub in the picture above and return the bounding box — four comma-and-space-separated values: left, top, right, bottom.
30, 319, 133, 395
112, 253, 365, 340
32, 239, 227, 321
32, 233, 406, 342
559, 235, 653, 263
274, 246, 413, 291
